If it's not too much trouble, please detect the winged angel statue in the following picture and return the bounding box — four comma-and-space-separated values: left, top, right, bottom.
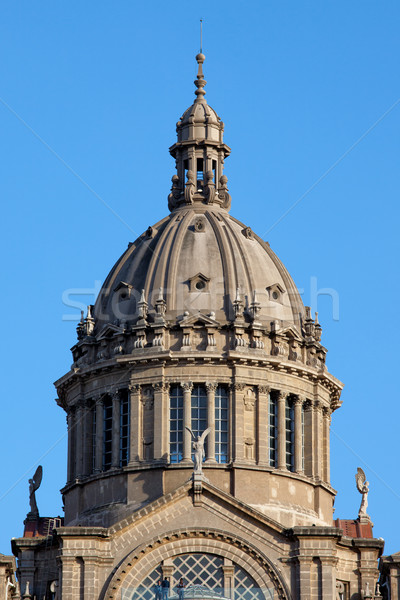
28, 465, 43, 517
355, 467, 370, 519
185, 427, 211, 473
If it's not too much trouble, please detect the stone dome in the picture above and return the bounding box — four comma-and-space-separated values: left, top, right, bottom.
93, 205, 305, 336
60, 53, 342, 534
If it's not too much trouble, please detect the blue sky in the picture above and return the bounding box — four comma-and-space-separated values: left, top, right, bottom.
1, 1, 399, 555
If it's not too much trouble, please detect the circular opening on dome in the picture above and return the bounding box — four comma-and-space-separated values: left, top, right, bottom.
195, 280, 206, 290
272, 291, 279, 300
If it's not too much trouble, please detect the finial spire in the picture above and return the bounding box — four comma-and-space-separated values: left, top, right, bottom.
194, 47, 206, 100
200, 19, 203, 53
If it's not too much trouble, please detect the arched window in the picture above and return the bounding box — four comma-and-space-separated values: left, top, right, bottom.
170, 385, 183, 463
215, 386, 228, 463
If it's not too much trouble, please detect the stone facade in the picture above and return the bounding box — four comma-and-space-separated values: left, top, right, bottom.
11, 54, 385, 600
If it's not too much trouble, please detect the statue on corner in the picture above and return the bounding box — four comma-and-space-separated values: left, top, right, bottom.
185, 427, 211, 473
355, 467, 370, 522
28, 465, 43, 519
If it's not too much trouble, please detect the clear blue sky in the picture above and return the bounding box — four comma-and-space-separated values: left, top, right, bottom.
1, 1, 399, 555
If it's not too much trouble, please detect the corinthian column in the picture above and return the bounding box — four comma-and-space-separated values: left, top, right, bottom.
94, 396, 103, 473
277, 391, 288, 470
294, 396, 305, 474
181, 382, 193, 463
257, 386, 270, 465
322, 407, 331, 483
67, 409, 75, 482
153, 382, 169, 461
75, 401, 84, 479
128, 384, 141, 465
205, 382, 217, 463
111, 390, 121, 469
313, 400, 322, 480
232, 383, 245, 463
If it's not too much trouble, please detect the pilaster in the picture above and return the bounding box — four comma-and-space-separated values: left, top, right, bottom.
153, 382, 169, 461
111, 390, 121, 469
128, 384, 141, 464
294, 395, 305, 474
322, 406, 331, 483
277, 391, 288, 470
257, 385, 270, 466
232, 383, 245, 463
94, 396, 103, 473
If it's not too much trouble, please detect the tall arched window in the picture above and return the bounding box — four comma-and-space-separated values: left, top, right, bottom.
170, 385, 183, 463
215, 386, 228, 463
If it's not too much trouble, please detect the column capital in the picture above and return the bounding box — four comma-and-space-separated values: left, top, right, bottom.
153, 382, 169, 392
304, 398, 313, 411
322, 405, 331, 418
205, 382, 218, 392
293, 395, 305, 406
129, 383, 141, 394
313, 399, 323, 412
181, 381, 193, 392
277, 390, 290, 401
231, 382, 245, 391
258, 385, 270, 395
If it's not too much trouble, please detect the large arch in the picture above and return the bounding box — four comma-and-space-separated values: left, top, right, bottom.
102, 528, 292, 600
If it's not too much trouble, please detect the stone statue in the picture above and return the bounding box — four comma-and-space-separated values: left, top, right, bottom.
185, 427, 211, 472
355, 467, 370, 521
28, 465, 43, 518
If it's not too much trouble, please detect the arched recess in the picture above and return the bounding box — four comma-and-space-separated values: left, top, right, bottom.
102, 528, 292, 600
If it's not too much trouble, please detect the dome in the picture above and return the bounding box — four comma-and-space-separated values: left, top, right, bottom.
61, 53, 342, 535
93, 205, 305, 336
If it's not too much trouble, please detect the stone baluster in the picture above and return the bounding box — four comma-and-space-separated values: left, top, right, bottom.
277, 391, 289, 470
111, 390, 121, 469
205, 382, 217, 463
153, 382, 169, 461
128, 384, 141, 465
294, 395, 305, 474
94, 395, 103, 473
257, 386, 270, 466
181, 382, 193, 463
